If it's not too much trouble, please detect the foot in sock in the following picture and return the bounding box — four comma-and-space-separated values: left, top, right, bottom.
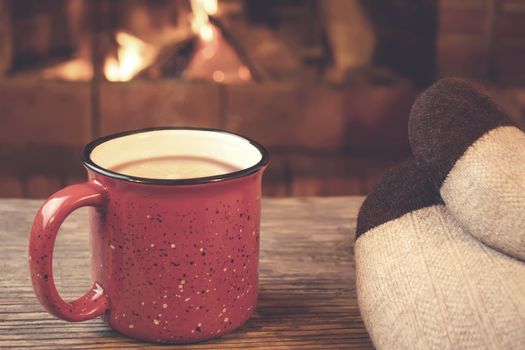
355, 162, 525, 350
409, 78, 525, 260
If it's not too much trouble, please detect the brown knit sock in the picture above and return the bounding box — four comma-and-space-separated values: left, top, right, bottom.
409, 78, 525, 261
355, 161, 525, 349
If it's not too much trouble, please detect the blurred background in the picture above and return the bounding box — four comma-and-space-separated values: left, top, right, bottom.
0, 0, 524, 198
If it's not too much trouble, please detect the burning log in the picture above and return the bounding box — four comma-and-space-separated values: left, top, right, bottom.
207, 11, 304, 81
208, 15, 264, 82
320, 0, 376, 84
137, 35, 197, 79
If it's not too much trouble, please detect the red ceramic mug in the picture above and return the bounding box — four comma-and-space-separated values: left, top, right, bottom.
29, 127, 268, 343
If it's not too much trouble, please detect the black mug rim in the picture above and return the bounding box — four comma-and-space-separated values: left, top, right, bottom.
82, 127, 269, 186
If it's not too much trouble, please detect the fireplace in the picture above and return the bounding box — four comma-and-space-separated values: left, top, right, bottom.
1, 0, 524, 198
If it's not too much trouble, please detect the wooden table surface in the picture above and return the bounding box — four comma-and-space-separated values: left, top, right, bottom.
0, 197, 373, 350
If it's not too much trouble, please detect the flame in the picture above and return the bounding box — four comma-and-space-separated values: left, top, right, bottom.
201, 0, 218, 15
199, 24, 214, 42
185, 0, 252, 83
212, 70, 225, 82
42, 58, 93, 81
238, 66, 251, 81
190, 0, 218, 42
104, 32, 156, 82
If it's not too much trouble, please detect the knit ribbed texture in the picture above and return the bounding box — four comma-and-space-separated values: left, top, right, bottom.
356, 78, 525, 349
356, 205, 525, 350
409, 77, 525, 261
356, 161, 443, 238
408, 78, 512, 188
441, 125, 525, 261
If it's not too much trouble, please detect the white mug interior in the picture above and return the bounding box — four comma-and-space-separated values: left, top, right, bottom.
88, 129, 264, 180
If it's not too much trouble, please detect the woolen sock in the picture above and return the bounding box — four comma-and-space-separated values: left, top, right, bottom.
409, 78, 525, 261
355, 162, 525, 350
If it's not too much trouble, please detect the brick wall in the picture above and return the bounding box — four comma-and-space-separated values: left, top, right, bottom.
438, 0, 525, 83
0, 77, 419, 198
2, 0, 525, 199
2, 76, 524, 199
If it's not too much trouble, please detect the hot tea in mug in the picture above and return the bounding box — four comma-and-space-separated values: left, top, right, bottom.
29, 127, 268, 343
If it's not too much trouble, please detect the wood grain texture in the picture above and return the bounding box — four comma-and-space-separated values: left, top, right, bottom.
0, 197, 373, 349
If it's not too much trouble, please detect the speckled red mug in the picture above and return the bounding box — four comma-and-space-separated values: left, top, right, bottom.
29, 127, 268, 343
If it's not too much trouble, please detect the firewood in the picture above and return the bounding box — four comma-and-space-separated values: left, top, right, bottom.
320, 0, 376, 84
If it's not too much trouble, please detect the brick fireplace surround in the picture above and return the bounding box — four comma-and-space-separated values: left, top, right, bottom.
1, 0, 525, 198
0, 79, 418, 197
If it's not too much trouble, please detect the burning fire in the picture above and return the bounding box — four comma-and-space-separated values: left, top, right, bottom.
42, 58, 93, 81
104, 32, 157, 82
45, 0, 251, 83
191, 0, 217, 42
186, 0, 251, 83
103, 1, 218, 82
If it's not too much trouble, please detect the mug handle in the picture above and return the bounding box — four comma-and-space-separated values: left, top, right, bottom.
29, 181, 110, 322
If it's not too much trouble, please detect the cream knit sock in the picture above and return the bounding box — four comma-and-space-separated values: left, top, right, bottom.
355, 162, 525, 349
409, 78, 525, 260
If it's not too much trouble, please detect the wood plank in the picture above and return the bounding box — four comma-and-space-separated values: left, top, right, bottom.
0, 197, 372, 349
